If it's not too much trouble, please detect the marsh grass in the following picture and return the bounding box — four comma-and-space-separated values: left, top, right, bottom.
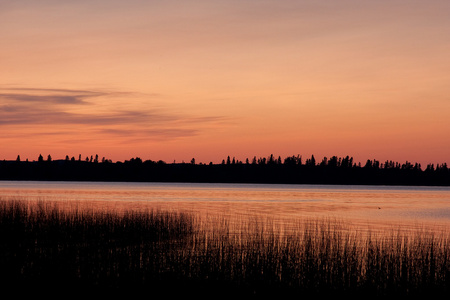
0, 199, 449, 297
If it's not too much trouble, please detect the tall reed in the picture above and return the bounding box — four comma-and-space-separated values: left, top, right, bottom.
0, 199, 448, 297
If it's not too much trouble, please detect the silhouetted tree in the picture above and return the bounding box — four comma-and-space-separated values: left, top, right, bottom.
1, 152, 449, 185
373, 160, 380, 169
306, 155, 315, 166
130, 157, 142, 164
16, 155, 20, 162
328, 156, 338, 168
284, 155, 301, 165
341, 156, 352, 168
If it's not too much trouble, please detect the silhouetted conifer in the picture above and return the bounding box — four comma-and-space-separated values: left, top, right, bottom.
306, 155, 315, 166
0, 152, 448, 185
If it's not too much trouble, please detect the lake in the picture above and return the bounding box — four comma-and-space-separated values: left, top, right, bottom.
1, 180, 450, 234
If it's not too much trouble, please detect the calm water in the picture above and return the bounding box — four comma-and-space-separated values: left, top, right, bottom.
1, 180, 450, 232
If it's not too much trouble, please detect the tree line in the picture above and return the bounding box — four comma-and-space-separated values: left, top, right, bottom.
1, 153, 449, 186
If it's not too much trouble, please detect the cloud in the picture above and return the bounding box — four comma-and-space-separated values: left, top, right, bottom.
0, 87, 103, 105
0, 93, 90, 105
0, 87, 226, 140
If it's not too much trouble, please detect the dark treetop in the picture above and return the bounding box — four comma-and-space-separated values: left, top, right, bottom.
1, 154, 449, 186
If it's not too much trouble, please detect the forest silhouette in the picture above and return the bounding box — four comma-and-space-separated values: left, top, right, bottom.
1, 153, 449, 186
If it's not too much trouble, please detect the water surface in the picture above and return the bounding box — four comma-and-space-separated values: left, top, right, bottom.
1, 181, 449, 232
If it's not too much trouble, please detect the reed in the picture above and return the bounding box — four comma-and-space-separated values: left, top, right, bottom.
0, 199, 448, 297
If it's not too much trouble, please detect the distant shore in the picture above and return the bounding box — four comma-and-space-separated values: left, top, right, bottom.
1, 155, 449, 186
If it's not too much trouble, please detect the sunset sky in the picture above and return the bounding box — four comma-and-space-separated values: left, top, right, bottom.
1, 0, 450, 166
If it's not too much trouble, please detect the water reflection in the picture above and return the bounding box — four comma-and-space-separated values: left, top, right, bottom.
1, 181, 450, 234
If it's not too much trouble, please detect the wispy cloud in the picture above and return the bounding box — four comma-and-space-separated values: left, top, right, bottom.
0, 93, 90, 105
0, 87, 103, 105
0, 87, 226, 140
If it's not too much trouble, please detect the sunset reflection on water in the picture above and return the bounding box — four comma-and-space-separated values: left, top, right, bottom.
1, 181, 450, 236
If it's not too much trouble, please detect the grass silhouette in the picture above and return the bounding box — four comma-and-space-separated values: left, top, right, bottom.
0, 199, 448, 297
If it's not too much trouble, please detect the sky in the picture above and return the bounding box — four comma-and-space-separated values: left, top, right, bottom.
1, 0, 450, 166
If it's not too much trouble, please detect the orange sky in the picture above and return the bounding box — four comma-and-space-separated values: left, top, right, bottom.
1, 0, 450, 166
